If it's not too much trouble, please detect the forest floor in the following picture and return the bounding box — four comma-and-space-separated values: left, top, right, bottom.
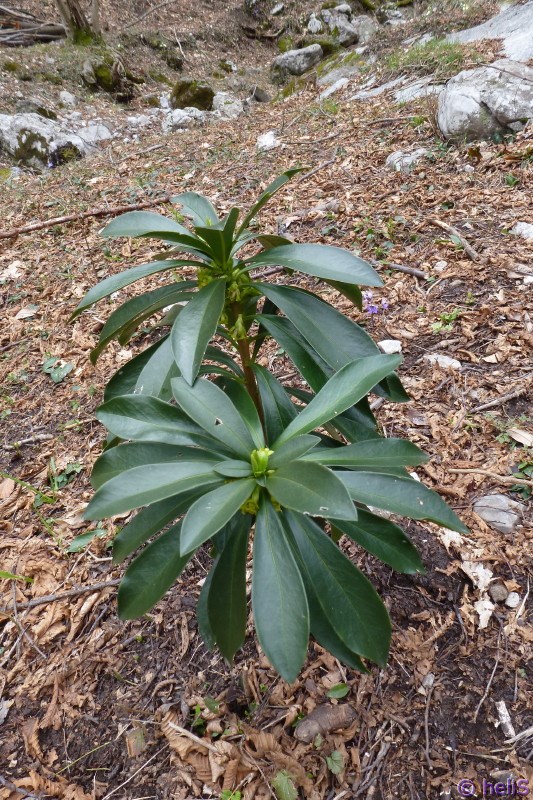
1, 1, 532, 798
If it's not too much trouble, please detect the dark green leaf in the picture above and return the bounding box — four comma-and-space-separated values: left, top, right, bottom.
171, 279, 226, 385
72, 264, 197, 318
172, 377, 256, 458
334, 510, 424, 573
269, 435, 320, 468
194, 225, 229, 265
85, 462, 222, 520
92, 442, 221, 489
171, 191, 220, 226
302, 438, 429, 468
207, 513, 251, 660
326, 280, 363, 310
133, 335, 180, 401
96, 395, 210, 447
327, 683, 350, 699
103, 338, 166, 402
117, 520, 192, 619
205, 346, 244, 378
337, 472, 469, 533
286, 511, 390, 665
67, 527, 107, 553
213, 460, 253, 478
247, 244, 382, 286
197, 565, 216, 651
252, 364, 298, 444
113, 493, 201, 564
252, 500, 309, 683
236, 168, 304, 237
181, 479, 255, 554
274, 355, 402, 446
219, 379, 265, 449
255, 233, 294, 250
91, 284, 194, 363
257, 284, 379, 370
103, 210, 191, 239
266, 462, 357, 521
257, 315, 332, 392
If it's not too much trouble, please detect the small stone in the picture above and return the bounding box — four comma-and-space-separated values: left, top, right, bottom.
386, 148, 428, 173
334, 3, 353, 15
271, 2, 284, 15
59, 90, 77, 107
424, 353, 462, 371
378, 339, 402, 354
512, 221, 533, 240
256, 130, 281, 151
505, 592, 521, 609
434, 260, 448, 271
251, 86, 271, 103
488, 583, 509, 603
307, 13, 323, 34
271, 44, 323, 80
473, 494, 524, 534
212, 92, 244, 120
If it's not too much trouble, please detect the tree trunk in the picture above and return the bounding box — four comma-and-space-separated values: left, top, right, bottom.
54, 0, 98, 41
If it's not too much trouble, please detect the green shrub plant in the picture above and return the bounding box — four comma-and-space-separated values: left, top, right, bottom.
73, 169, 467, 681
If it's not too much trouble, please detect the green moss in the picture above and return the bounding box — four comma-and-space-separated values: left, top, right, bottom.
145, 93, 161, 107
321, 0, 337, 8
148, 69, 172, 85
0, 167, 12, 182
299, 35, 340, 56
170, 78, 214, 110
39, 71, 63, 85
93, 62, 116, 92
13, 130, 48, 166
3, 59, 20, 73
277, 36, 294, 53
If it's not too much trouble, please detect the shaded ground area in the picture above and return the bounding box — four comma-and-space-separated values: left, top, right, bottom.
1, 4, 532, 798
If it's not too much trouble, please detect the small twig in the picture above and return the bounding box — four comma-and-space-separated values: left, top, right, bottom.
472, 378, 532, 412
423, 683, 434, 770
167, 721, 219, 753
449, 468, 533, 488
295, 158, 335, 183
430, 218, 483, 262
362, 115, 419, 125
4, 433, 54, 451
0, 775, 42, 799
0, 338, 29, 353
9, 583, 48, 660
473, 641, 500, 723
0, 579, 120, 613
123, 0, 178, 28
370, 259, 427, 279
0, 196, 172, 240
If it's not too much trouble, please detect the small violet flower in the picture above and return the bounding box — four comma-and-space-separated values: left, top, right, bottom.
362, 290, 389, 315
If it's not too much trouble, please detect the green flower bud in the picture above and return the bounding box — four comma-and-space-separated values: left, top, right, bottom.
251, 447, 274, 477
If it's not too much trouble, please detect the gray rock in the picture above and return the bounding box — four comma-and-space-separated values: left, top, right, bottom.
321, 9, 359, 46
505, 592, 521, 609
271, 2, 284, 15
307, 13, 324, 34
423, 353, 462, 371
271, 44, 323, 79
334, 3, 353, 15
59, 90, 78, 107
512, 222, 533, 240
382, 7, 406, 26
256, 130, 281, 151
317, 62, 360, 88
162, 107, 206, 131
394, 77, 443, 103
126, 114, 153, 128
448, 2, 533, 62
473, 494, 524, 534
350, 75, 406, 100
351, 15, 379, 43
77, 123, 113, 145
319, 78, 349, 99
212, 92, 244, 120
437, 59, 533, 142
378, 339, 402, 354
488, 583, 509, 603
251, 86, 271, 103
386, 148, 428, 172
15, 97, 57, 120
0, 112, 94, 169
170, 78, 215, 110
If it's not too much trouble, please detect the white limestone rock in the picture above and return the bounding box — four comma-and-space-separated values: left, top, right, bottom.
212, 92, 244, 120
424, 353, 462, 371
271, 44, 323, 78
512, 222, 533, 240
437, 59, 533, 142
448, 2, 533, 62
0, 112, 94, 169
378, 339, 402, 354
256, 130, 281, 151
162, 107, 206, 131
386, 148, 428, 172
351, 15, 379, 43
473, 494, 525, 534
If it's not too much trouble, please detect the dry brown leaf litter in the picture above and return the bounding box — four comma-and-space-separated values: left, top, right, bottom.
1, 10, 532, 799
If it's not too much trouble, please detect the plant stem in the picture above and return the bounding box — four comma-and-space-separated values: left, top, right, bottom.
230, 301, 265, 434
